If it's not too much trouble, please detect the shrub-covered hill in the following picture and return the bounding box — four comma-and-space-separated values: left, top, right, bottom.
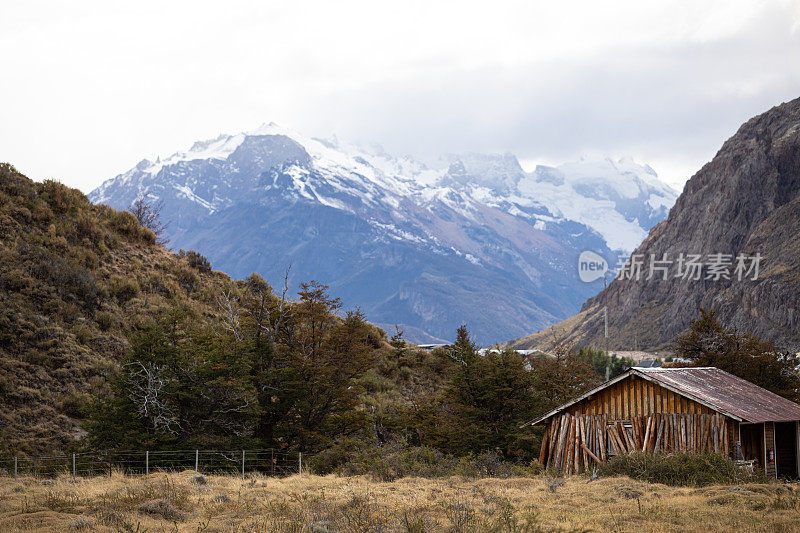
0, 164, 463, 457
0, 163, 601, 464
0, 164, 245, 454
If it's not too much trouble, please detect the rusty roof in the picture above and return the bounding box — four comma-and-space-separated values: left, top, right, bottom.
524, 366, 800, 426
636, 367, 800, 423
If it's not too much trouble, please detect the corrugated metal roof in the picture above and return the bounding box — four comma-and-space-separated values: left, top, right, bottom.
524, 366, 800, 426
636, 367, 800, 423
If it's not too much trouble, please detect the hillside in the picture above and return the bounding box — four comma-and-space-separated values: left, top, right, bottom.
0, 164, 236, 454
509, 97, 800, 353
89, 125, 676, 344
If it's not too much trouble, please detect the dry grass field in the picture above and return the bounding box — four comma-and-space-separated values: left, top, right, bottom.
1, 472, 800, 532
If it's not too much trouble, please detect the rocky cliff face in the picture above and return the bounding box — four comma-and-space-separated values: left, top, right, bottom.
510, 97, 800, 352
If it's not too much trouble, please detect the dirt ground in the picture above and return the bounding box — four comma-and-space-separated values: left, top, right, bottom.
1, 472, 800, 532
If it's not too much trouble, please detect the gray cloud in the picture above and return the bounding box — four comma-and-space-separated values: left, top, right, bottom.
1, 1, 798, 191
294, 4, 799, 187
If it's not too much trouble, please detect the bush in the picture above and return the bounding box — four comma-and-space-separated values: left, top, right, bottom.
179, 249, 212, 273
108, 276, 140, 303
95, 310, 115, 331
174, 266, 199, 292
310, 438, 540, 481
599, 452, 769, 487
108, 210, 156, 244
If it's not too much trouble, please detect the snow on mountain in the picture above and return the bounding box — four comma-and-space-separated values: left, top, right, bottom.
89, 125, 677, 344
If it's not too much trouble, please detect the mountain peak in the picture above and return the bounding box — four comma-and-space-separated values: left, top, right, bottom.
89, 126, 677, 343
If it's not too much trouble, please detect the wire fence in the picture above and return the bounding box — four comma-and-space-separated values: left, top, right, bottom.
0, 449, 308, 481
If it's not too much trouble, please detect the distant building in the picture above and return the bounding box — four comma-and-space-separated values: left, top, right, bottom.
416, 343, 449, 351
635, 359, 662, 368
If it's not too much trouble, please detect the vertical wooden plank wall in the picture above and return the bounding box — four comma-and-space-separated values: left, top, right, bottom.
567, 375, 714, 419
538, 376, 735, 474
540, 412, 731, 474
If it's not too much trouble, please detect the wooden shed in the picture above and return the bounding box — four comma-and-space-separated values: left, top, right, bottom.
526, 367, 800, 478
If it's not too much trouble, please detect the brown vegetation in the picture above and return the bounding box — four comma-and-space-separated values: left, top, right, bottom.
0, 164, 235, 454
1, 472, 798, 532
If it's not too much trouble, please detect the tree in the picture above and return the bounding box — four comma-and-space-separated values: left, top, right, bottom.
576, 346, 634, 380
426, 326, 538, 459
675, 309, 800, 401
88, 307, 258, 449
128, 195, 170, 246
529, 340, 602, 414
447, 324, 478, 366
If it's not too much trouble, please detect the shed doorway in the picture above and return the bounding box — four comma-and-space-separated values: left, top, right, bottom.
740, 423, 763, 471
775, 422, 798, 479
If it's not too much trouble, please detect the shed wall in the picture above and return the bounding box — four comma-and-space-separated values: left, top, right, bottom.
564, 375, 715, 419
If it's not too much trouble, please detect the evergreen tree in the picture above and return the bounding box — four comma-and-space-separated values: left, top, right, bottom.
675, 309, 800, 401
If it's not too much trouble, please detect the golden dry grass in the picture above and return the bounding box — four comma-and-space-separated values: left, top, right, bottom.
1, 471, 800, 532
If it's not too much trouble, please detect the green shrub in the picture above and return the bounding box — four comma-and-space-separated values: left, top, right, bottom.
95, 310, 115, 331
179, 249, 212, 273
107, 210, 155, 244
175, 266, 199, 292
108, 276, 140, 303
41, 179, 83, 215
60, 391, 92, 418
599, 452, 769, 487
310, 438, 540, 481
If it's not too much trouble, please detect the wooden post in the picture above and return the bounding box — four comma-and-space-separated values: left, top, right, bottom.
107, 450, 112, 478
642, 416, 652, 451
539, 424, 550, 465
580, 417, 589, 471
72, 454, 76, 484
654, 415, 664, 453
581, 443, 602, 464
700, 416, 709, 452
271, 449, 275, 476
573, 418, 580, 473
598, 417, 607, 463
564, 416, 574, 475
556, 415, 569, 471
298, 452, 302, 475
14, 457, 17, 481
195, 450, 199, 474
241, 450, 245, 479
680, 415, 687, 453
145, 451, 149, 475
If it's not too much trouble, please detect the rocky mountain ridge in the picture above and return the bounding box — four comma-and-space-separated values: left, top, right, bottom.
90, 124, 677, 344
509, 97, 800, 352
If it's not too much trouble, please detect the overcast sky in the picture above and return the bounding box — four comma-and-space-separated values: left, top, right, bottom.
1, 0, 799, 192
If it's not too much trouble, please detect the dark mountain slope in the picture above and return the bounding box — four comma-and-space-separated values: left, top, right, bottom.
510, 97, 800, 352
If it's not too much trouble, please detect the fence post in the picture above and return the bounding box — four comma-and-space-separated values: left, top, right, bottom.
72, 454, 76, 484
241, 450, 245, 480
107, 450, 112, 478
271, 449, 274, 476
195, 450, 199, 474
299, 452, 302, 475
14, 457, 17, 482
145, 451, 149, 475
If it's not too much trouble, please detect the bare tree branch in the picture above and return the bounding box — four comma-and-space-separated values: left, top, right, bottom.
124, 361, 178, 434
217, 287, 243, 342
129, 194, 171, 246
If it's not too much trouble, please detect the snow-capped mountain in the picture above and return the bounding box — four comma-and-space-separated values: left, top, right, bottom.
90, 124, 677, 344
